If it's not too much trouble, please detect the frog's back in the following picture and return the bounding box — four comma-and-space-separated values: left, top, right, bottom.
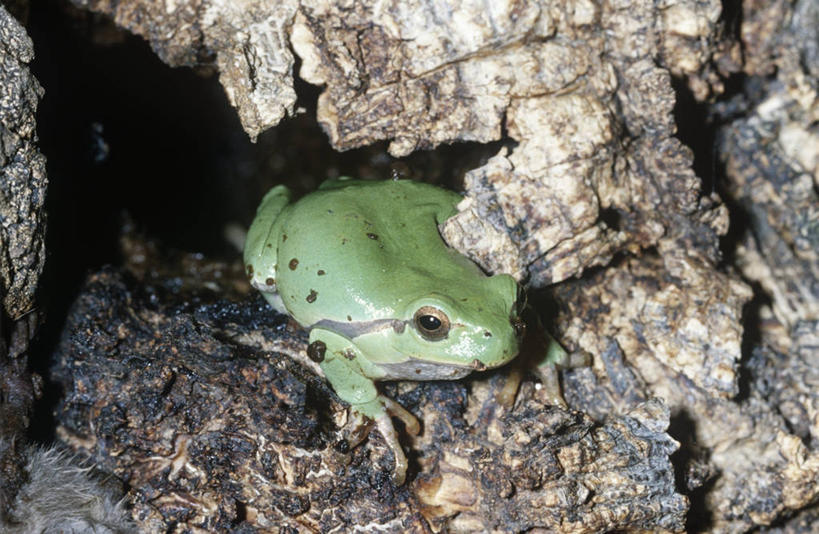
310, 179, 461, 220
275, 180, 470, 326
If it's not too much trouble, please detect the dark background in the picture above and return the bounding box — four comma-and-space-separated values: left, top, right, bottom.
23, 0, 520, 440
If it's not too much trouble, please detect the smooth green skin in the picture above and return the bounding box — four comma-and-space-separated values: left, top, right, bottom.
244, 179, 524, 481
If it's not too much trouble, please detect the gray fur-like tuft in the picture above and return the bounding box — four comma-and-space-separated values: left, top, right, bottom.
5, 446, 136, 533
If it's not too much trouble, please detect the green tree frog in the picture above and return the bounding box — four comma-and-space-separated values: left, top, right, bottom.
244, 179, 525, 484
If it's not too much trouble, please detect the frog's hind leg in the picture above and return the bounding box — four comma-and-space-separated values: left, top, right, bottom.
245, 186, 291, 267
244, 185, 291, 312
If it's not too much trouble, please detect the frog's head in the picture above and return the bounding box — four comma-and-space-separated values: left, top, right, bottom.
362, 273, 525, 380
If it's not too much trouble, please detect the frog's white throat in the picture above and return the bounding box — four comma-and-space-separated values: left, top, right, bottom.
374, 358, 483, 381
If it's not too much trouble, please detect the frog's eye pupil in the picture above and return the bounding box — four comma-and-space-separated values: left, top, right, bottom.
413, 306, 450, 341
418, 315, 441, 331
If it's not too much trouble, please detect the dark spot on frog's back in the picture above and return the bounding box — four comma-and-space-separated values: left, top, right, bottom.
289, 258, 299, 270
266, 277, 275, 286
317, 269, 326, 276
306, 290, 318, 303
367, 233, 379, 240
281, 234, 287, 242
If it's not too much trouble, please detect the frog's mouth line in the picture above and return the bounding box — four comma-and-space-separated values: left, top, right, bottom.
309, 318, 504, 379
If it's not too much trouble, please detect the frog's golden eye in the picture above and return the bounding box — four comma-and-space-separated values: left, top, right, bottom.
413, 306, 450, 341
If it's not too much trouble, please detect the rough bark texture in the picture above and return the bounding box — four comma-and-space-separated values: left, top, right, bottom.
0, 3, 45, 322
552, 254, 818, 534
0, 0, 811, 532
703, 1, 819, 531
0, 4, 45, 524
53, 257, 687, 532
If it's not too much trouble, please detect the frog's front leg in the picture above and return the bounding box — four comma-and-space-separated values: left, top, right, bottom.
532, 330, 591, 406
307, 328, 416, 485
498, 313, 590, 409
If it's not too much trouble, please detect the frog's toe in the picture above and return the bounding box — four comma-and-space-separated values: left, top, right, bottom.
535, 364, 567, 408
391, 461, 407, 486
344, 410, 375, 449
373, 411, 408, 485
556, 350, 592, 370
381, 395, 420, 436
495, 365, 524, 409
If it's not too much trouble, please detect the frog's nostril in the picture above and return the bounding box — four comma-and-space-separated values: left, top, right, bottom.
512, 316, 526, 340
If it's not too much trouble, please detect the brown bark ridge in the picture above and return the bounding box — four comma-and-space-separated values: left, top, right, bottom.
77, 1, 729, 284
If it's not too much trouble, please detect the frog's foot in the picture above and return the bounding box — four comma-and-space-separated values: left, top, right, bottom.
495, 365, 524, 410
313, 329, 416, 484
535, 341, 591, 407
535, 364, 567, 408
359, 395, 418, 484
350, 397, 410, 485
533, 332, 591, 408
373, 410, 409, 486
380, 394, 420, 436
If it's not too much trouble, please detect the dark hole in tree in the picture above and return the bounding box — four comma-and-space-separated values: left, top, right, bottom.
23, 0, 508, 443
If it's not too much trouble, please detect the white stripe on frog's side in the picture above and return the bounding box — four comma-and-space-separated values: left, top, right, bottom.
306, 318, 490, 380
308, 318, 408, 339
